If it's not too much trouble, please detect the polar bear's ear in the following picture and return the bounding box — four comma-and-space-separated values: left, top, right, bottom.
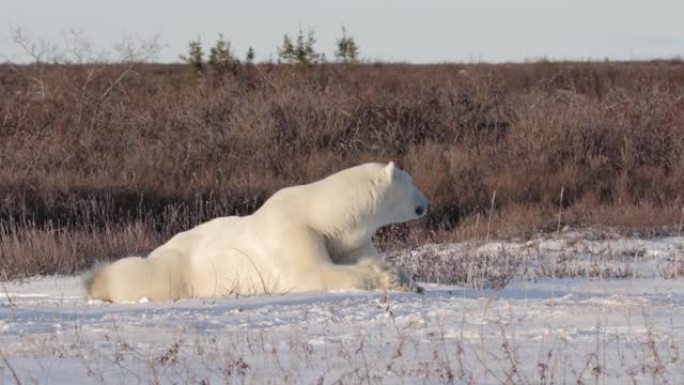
383, 161, 396, 179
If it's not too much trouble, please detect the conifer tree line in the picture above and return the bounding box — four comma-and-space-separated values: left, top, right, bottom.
181, 26, 359, 75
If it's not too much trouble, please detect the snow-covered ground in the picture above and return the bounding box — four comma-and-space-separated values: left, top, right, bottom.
1, 232, 683, 384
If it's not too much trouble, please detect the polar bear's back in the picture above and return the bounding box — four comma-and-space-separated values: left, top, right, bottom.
255, 162, 387, 224
161, 216, 239, 250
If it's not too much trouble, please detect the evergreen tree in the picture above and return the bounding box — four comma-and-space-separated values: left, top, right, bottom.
246, 46, 255, 64
180, 38, 204, 75
208, 34, 239, 77
278, 27, 321, 65
335, 26, 359, 63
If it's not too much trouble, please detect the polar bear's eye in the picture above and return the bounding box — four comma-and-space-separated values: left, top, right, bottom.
415, 206, 425, 216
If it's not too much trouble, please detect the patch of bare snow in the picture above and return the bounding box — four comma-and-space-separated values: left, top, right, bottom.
0, 232, 683, 384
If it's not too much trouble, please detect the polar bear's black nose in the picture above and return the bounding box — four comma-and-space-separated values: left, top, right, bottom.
415, 205, 426, 216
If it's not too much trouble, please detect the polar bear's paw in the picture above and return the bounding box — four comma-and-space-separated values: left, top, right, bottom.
358, 260, 420, 292
388, 267, 423, 293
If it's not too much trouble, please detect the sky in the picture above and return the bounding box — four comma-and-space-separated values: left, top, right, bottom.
1, 0, 682, 63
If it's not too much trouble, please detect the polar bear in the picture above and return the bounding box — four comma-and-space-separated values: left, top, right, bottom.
86, 162, 428, 303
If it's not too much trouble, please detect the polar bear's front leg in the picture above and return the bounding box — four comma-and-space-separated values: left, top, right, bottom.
356, 259, 418, 292
289, 228, 418, 292
344, 241, 421, 292
315, 259, 417, 292
335, 240, 382, 264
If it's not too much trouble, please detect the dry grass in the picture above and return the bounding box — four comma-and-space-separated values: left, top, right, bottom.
387, 245, 523, 289
1, 60, 684, 279
389, 231, 684, 287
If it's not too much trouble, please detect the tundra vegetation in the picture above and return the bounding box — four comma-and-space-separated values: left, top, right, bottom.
1, 29, 683, 280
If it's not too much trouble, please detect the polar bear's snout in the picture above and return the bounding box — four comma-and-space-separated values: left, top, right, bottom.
412, 189, 429, 218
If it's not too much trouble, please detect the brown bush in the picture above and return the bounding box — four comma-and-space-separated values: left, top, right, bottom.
1, 61, 683, 279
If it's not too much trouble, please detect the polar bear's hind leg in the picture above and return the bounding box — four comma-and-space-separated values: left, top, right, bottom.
85, 253, 188, 303
84, 263, 109, 301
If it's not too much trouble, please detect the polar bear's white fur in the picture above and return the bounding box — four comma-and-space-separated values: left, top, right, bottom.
86, 162, 428, 303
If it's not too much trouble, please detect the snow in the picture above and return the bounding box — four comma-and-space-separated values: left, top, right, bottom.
1, 232, 683, 384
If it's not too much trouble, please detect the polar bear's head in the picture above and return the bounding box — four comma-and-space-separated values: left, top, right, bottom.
375, 162, 428, 224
